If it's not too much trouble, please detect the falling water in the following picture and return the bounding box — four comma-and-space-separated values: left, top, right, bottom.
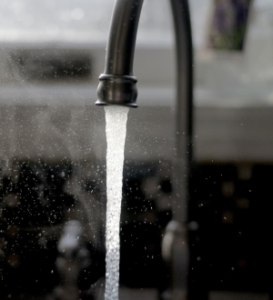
104, 106, 129, 300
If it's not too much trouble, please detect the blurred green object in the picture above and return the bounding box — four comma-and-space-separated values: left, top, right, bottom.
208, 0, 252, 50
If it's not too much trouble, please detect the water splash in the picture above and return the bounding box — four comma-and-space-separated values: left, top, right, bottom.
104, 106, 129, 300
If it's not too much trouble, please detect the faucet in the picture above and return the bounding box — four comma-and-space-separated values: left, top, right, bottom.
96, 0, 194, 299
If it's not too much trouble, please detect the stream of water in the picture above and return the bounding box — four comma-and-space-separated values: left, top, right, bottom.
104, 106, 129, 300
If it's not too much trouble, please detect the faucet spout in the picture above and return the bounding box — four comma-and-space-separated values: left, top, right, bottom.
96, 0, 144, 107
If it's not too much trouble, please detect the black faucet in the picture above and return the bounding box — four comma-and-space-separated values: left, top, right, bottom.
96, 0, 193, 298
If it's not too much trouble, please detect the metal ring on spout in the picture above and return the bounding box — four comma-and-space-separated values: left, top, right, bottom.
96, 74, 138, 107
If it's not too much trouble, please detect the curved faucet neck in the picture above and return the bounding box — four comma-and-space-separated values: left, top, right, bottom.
105, 0, 144, 76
